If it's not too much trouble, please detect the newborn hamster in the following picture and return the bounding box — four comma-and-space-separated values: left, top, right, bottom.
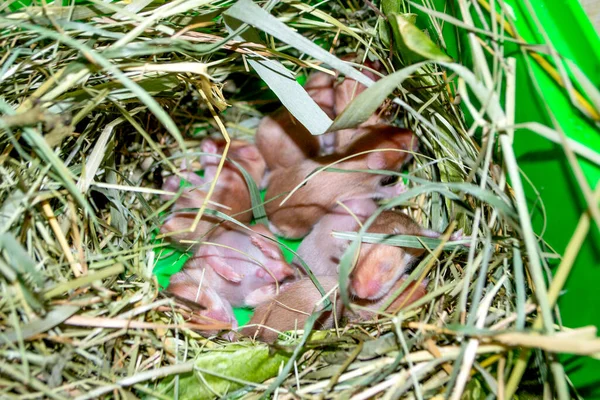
168, 224, 295, 308
295, 198, 378, 276
264, 126, 418, 239
333, 56, 394, 153
255, 72, 336, 173
167, 270, 237, 332
334, 57, 383, 117
349, 210, 463, 300
243, 275, 427, 342
200, 138, 267, 186
160, 138, 266, 249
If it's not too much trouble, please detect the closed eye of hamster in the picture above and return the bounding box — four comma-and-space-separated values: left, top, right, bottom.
264, 126, 419, 239
350, 210, 458, 300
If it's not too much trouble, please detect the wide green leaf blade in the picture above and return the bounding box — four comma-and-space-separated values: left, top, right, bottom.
154, 344, 290, 400
223, 11, 332, 136
388, 13, 452, 63
328, 62, 426, 131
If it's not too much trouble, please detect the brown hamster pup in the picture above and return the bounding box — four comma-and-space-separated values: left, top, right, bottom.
255, 72, 336, 174
349, 211, 428, 300
333, 55, 393, 153
160, 138, 266, 250
295, 198, 379, 276
264, 126, 418, 239
243, 276, 427, 342
351, 210, 465, 300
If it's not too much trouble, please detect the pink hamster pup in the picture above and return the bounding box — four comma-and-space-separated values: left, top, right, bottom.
167, 224, 295, 309
160, 138, 266, 249
264, 126, 419, 239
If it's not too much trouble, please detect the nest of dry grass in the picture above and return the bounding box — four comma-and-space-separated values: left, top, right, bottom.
1, 0, 599, 399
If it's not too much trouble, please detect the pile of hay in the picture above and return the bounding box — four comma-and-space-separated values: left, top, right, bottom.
1, 0, 597, 399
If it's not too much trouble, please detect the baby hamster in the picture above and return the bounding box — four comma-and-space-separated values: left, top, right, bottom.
264, 126, 418, 239
255, 72, 336, 173
160, 138, 266, 249
294, 198, 378, 275
350, 210, 463, 300
168, 224, 295, 308
243, 275, 426, 342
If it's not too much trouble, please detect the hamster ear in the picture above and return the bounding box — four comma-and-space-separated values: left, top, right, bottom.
236, 144, 261, 161
367, 152, 387, 170
201, 138, 218, 155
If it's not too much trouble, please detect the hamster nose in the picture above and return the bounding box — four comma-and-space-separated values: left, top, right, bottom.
353, 279, 381, 300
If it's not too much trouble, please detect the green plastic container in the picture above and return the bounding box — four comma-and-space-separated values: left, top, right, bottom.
412, 0, 600, 395
471, 0, 600, 396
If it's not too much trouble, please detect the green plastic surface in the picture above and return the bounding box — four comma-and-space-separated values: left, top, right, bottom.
420, 0, 600, 395
497, 1, 600, 396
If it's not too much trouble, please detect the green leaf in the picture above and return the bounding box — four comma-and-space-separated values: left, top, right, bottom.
330, 60, 504, 132
228, 158, 268, 224
330, 232, 470, 250
404, 13, 418, 25
388, 13, 452, 63
328, 62, 426, 131
155, 344, 290, 400
0, 233, 44, 287
223, 12, 332, 136
382, 0, 400, 15
378, 16, 391, 47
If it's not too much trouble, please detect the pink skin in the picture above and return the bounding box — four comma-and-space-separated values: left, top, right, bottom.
264, 126, 419, 239
255, 72, 336, 174
199, 138, 266, 186
304, 71, 336, 119
304, 71, 337, 155
160, 138, 266, 250
333, 56, 398, 153
255, 108, 321, 174
242, 276, 427, 343
169, 224, 295, 308
333, 58, 383, 117
167, 271, 237, 334
349, 211, 466, 300
295, 199, 379, 276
